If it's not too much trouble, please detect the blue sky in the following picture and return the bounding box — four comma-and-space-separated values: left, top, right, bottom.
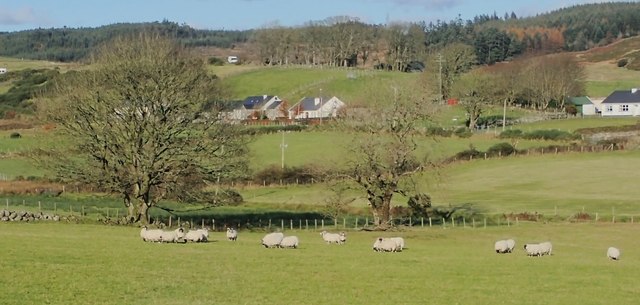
0, 0, 618, 32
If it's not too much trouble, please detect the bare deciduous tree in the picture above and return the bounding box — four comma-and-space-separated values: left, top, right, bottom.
37, 35, 249, 224
341, 81, 434, 229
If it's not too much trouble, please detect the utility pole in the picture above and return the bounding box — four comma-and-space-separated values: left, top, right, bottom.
502, 98, 507, 131
319, 88, 323, 125
280, 131, 287, 169
436, 53, 445, 103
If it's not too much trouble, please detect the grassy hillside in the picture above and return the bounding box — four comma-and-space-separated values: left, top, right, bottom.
0, 223, 637, 305
0, 56, 79, 72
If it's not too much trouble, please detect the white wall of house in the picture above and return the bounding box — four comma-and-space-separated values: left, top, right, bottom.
582, 104, 596, 115
601, 103, 640, 116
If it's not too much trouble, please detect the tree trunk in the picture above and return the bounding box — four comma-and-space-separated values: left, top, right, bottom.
127, 200, 150, 224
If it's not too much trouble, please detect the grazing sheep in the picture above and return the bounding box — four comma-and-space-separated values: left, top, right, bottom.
374, 237, 399, 252
320, 231, 344, 244
280, 236, 299, 249
185, 228, 208, 242
226, 228, 238, 241
140, 226, 163, 242
261, 232, 284, 248
607, 247, 621, 260
539, 241, 553, 256
524, 243, 542, 256
390, 237, 405, 251
495, 240, 509, 253
506, 239, 516, 253
339, 232, 347, 244
160, 227, 187, 243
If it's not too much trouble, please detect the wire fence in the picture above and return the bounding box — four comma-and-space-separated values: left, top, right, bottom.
2, 197, 638, 230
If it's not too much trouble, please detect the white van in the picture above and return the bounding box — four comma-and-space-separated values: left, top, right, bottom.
227, 56, 238, 64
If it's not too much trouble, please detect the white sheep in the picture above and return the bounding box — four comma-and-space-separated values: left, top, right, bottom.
495, 240, 509, 253
390, 237, 405, 251
185, 228, 208, 242
280, 236, 299, 248
539, 241, 552, 256
374, 237, 399, 252
506, 239, 516, 253
339, 232, 347, 244
607, 247, 621, 260
261, 232, 284, 248
160, 227, 187, 243
226, 228, 238, 241
140, 226, 163, 242
320, 231, 343, 244
524, 243, 542, 256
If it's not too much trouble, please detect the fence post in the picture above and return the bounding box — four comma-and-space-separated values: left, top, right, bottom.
365, 217, 368, 227
177, 217, 181, 227
595, 213, 598, 223
290, 219, 293, 230
355, 218, 358, 229
463, 217, 466, 228
516, 217, 519, 225
39, 201, 41, 211
169, 216, 172, 228
281, 219, 284, 231
472, 218, 475, 228
442, 217, 445, 228
343, 218, 346, 229
612, 207, 615, 224
306, 219, 309, 230
299, 219, 302, 230
54, 202, 57, 212
429, 217, 432, 227
315, 219, 317, 230
268, 219, 272, 229
421, 217, 424, 227
451, 218, 455, 227
212, 219, 216, 230
507, 218, 510, 227
321, 219, 324, 229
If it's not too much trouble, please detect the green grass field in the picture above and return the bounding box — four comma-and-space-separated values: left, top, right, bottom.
0, 222, 637, 305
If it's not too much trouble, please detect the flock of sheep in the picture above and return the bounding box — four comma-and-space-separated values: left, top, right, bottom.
138, 227, 405, 252
495, 239, 621, 260
139, 226, 621, 260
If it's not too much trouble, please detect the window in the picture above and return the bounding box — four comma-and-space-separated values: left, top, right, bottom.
620, 104, 629, 112
605, 105, 613, 112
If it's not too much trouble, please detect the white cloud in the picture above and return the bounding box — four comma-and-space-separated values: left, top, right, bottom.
0, 7, 39, 25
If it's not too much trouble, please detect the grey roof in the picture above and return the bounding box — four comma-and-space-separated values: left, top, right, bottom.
601, 90, 640, 104
264, 100, 282, 110
242, 95, 274, 109
292, 96, 329, 111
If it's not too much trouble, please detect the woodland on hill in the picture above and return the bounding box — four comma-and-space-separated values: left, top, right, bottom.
1, 2, 640, 68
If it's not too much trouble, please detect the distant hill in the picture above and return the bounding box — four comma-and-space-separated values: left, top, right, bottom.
0, 21, 252, 62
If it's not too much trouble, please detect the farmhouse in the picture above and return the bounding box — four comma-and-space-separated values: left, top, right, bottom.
288, 96, 345, 120
230, 95, 285, 120
600, 89, 640, 116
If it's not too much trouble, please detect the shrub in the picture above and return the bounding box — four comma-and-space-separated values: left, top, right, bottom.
9, 132, 21, 139
425, 126, 452, 137
523, 129, 579, 141
454, 127, 472, 138
208, 57, 225, 66
499, 129, 523, 139
452, 147, 482, 161
486, 142, 517, 157
617, 58, 629, 67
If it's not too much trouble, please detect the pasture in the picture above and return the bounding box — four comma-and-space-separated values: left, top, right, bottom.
0, 222, 636, 305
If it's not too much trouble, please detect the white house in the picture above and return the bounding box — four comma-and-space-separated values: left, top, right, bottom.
600, 89, 640, 117
0, 68, 7, 74
288, 96, 345, 120
230, 95, 283, 120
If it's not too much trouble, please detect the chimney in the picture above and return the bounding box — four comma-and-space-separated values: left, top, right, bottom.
632, 88, 639, 94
